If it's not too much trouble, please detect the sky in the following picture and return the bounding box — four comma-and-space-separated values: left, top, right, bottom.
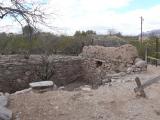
1, 0, 160, 35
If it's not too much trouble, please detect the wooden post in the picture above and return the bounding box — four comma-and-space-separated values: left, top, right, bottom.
156, 38, 159, 67
140, 16, 144, 47
134, 77, 146, 97
145, 47, 148, 63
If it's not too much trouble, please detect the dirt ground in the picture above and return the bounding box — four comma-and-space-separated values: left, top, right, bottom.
9, 65, 160, 120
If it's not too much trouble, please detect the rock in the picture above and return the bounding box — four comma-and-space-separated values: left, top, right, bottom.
102, 78, 112, 84
58, 86, 65, 90
135, 58, 143, 63
0, 106, 12, 120
29, 81, 54, 92
29, 81, 54, 88
13, 88, 32, 95
135, 60, 147, 69
0, 95, 8, 107
127, 67, 134, 74
102, 78, 112, 86
127, 61, 147, 73
80, 85, 91, 91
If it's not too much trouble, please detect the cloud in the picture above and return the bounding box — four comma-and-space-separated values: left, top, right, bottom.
1, 0, 160, 35
42, 0, 133, 34
79, 0, 132, 12
43, 0, 160, 35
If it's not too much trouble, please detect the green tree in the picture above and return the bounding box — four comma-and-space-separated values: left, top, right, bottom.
86, 30, 96, 35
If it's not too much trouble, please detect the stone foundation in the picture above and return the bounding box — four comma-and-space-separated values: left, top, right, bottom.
0, 44, 140, 93
0, 55, 86, 93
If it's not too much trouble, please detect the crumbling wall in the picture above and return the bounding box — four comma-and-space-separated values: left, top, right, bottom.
80, 44, 138, 72
0, 55, 85, 93
48, 55, 85, 86
82, 58, 108, 86
0, 55, 36, 93
0, 45, 140, 93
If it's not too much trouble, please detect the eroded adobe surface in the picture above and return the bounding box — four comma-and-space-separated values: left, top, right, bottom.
80, 44, 138, 72
0, 44, 139, 93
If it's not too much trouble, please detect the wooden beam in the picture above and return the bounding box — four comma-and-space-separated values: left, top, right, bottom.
134, 76, 160, 97
134, 77, 146, 97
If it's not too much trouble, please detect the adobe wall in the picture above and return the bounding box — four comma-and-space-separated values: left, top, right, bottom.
80, 44, 138, 72
0, 44, 139, 93
0, 55, 86, 93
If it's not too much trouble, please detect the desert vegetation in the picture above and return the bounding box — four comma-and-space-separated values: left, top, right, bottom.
0, 29, 159, 60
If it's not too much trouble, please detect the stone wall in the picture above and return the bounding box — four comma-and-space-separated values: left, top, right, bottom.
48, 55, 85, 86
0, 55, 36, 93
0, 44, 139, 93
0, 55, 108, 93
80, 44, 138, 72
82, 58, 107, 86
0, 55, 86, 93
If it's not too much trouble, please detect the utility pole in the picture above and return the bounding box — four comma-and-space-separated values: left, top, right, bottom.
140, 16, 144, 45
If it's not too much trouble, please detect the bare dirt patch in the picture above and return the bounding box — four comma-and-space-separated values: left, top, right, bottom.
9, 65, 160, 120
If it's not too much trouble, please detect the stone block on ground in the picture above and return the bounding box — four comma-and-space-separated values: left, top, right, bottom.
29, 81, 53, 88
29, 81, 54, 92
135, 60, 147, 72
127, 59, 147, 74
0, 106, 12, 120
135, 60, 147, 68
135, 58, 143, 63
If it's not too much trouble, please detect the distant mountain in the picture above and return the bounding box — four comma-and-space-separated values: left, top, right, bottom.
143, 29, 160, 37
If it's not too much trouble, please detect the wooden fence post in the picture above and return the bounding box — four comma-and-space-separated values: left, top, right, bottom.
134, 77, 146, 97
145, 47, 148, 63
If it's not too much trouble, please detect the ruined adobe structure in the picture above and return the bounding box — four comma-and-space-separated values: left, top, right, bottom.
80, 44, 138, 72
0, 55, 85, 93
0, 44, 140, 93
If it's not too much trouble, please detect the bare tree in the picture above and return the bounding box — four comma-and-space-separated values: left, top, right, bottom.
33, 55, 55, 81
0, 0, 49, 28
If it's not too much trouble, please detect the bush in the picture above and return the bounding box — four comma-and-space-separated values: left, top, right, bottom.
32, 55, 55, 81
128, 38, 160, 59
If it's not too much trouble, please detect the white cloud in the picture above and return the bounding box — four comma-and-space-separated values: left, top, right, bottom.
1, 0, 160, 35
79, 0, 132, 12
43, 0, 160, 35
42, 0, 133, 34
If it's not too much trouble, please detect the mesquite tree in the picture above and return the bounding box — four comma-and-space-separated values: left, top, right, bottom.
0, 0, 49, 29
0, 0, 53, 50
